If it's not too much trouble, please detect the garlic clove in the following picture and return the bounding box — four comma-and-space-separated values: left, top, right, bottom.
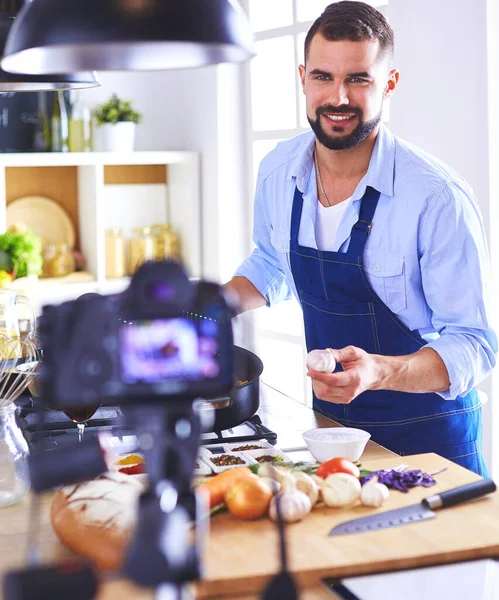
360, 478, 390, 508
307, 349, 336, 373
292, 471, 320, 506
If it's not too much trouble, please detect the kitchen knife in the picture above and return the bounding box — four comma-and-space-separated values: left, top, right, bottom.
329, 478, 496, 536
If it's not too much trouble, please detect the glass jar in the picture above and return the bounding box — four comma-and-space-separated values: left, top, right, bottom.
127, 227, 155, 275
152, 223, 182, 263
42, 244, 56, 278
0, 404, 30, 507
105, 228, 126, 279
49, 242, 75, 278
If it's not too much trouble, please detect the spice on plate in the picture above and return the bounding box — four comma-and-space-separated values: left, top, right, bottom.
119, 463, 146, 475
232, 444, 265, 452
210, 454, 245, 467
256, 455, 283, 463
117, 454, 144, 466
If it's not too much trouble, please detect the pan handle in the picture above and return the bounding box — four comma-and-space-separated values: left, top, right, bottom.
195, 397, 233, 410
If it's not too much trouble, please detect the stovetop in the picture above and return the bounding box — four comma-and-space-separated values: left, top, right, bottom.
16, 397, 277, 452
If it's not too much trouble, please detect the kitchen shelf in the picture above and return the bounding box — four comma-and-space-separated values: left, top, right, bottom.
0, 151, 201, 312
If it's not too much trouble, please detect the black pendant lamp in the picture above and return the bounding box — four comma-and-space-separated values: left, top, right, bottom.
0, 0, 99, 91
1, 0, 254, 74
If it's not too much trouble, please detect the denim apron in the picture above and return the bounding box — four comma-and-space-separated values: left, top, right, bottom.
289, 185, 488, 476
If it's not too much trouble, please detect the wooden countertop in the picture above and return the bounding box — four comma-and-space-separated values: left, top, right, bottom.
1, 386, 497, 600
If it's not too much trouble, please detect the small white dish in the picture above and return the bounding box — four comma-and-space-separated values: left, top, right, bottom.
222, 440, 274, 454
206, 451, 256, 474
302, 427, 371, 462
198, 446, 212, 458
243, 447, 292, 464
194, 457, 213, 476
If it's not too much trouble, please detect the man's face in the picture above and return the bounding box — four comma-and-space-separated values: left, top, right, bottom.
299, 35, 399, 151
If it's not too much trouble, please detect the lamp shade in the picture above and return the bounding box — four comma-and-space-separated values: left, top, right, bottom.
1, 0, 255, 74
0, 7, 99, 91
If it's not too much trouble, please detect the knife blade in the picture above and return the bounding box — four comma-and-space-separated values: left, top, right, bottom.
329, 478, 496, 536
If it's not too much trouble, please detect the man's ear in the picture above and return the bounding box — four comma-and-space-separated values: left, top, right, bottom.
384, 68, 400, 99
298, 64, 306, 90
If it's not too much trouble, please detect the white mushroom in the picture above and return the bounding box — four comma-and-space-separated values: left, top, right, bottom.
322, 472, 361, 508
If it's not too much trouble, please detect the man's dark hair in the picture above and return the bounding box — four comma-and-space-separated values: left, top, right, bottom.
304, 1, 394, 64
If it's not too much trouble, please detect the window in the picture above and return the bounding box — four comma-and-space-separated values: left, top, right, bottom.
243, 0, 388, 405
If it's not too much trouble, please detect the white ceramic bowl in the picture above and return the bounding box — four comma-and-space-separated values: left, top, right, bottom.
302, 427, 371, 462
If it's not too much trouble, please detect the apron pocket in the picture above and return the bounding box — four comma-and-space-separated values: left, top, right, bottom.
300, 290, 380, 354
364, 250, 407, 314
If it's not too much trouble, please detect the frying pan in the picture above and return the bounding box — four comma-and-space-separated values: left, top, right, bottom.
205, 345, 264, 432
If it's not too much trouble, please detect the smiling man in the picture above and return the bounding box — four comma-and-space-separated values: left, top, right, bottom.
227, 1, 497, 476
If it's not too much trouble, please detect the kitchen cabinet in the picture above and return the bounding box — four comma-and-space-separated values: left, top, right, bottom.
0, 151, 201, 310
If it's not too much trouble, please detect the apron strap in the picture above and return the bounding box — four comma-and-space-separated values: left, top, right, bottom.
347, 186, 381, 255
290, 185, 304, 244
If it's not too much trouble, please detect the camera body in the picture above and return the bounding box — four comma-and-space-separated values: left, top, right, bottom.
38, 260, 235, 411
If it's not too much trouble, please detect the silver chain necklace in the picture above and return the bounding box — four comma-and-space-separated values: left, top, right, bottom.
313, 148, 331, 207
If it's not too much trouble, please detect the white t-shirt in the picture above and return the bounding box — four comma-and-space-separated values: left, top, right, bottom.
315, 198, 351, 251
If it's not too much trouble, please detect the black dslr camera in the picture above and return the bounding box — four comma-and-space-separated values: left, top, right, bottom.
38, 260, 235, 411
10, 261, 238, 595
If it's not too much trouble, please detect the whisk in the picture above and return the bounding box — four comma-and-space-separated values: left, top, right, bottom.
0, 333, 40, 409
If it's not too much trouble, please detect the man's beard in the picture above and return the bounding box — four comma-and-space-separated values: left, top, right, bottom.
307, 105, 382, 151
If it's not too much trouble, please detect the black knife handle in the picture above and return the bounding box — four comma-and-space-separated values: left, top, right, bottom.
423, 478, 496, 510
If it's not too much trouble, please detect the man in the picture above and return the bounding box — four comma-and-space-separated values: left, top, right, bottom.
226, 1, 497, 476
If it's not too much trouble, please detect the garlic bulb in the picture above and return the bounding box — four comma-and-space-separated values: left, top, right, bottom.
360, 477, 390, 508
322, 472, 361, 508
307, 349, 336, 373
292, 472, 320, 506
259, 477, 281, 494
258, 464, 295, 493
268, 490, 312, 523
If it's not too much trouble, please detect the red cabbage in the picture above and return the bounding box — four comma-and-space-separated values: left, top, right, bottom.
360, 469, 436, 493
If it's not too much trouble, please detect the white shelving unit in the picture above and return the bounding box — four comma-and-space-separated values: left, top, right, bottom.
0, 151, 201, 312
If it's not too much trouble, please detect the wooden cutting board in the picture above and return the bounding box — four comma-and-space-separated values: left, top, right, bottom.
195, 453, 499, 599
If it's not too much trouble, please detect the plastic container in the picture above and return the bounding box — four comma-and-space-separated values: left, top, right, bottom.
242, 447, 292, 465
302, 427, 371, 462
205, 451, 256, 474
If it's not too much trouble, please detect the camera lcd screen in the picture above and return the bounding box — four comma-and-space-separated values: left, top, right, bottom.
119, 318, 221, 384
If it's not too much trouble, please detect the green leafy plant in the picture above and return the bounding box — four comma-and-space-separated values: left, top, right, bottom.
93, 94, 142, 126
0, 226, 43, 278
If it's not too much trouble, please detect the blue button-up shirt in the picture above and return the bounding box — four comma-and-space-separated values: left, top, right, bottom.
235, 124, 497, 400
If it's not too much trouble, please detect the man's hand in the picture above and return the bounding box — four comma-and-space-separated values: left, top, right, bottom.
307, 345, 451, 403
307, 346, 381, 404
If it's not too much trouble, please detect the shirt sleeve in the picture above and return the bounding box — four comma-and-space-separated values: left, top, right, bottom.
419, 180, 498, 399
234, 172, 293, 306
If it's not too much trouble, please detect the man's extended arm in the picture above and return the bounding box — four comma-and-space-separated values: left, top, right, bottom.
307, 345, 450, 405
225, 276, 268, 315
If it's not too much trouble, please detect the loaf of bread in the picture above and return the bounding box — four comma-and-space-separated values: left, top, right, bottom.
51, 472, 146, 572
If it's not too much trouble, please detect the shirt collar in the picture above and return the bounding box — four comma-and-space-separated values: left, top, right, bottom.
290, 124, 395, 199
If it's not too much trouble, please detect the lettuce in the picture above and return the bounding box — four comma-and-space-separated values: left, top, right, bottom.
0, 229, 43, 278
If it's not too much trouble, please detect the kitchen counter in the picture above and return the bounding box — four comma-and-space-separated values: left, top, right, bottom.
0, 386, 497, 600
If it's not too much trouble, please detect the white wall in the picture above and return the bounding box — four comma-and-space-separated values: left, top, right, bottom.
81, 68, 250, 285
388, 0, 498, 473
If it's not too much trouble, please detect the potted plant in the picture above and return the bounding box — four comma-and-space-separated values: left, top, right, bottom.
93, 94, 142, 152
